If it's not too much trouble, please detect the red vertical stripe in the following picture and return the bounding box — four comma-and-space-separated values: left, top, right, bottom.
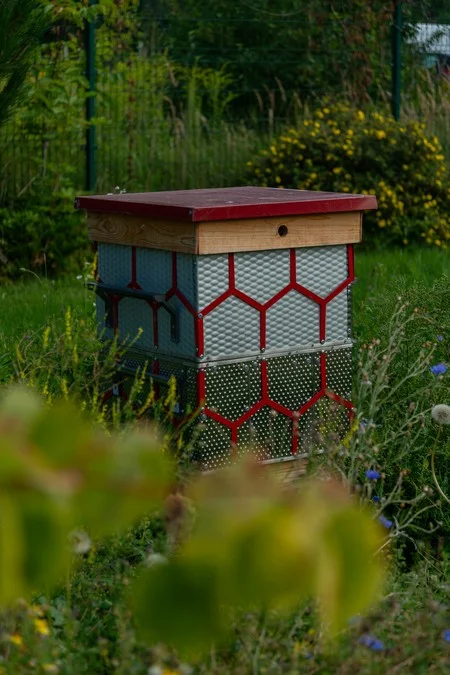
152, 303, 158, 347
128, 246, 140, 289
260, 310, 266, 350
320, 352, 327, 389
195, 316, 205, 357
292, 418, 299, 455
228, 252, 235, 290
319, 302, 326, 343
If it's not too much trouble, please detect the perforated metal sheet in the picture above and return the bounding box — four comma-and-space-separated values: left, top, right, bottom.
297, 398, 351, 455
267, 352, 319, 409
194, 416, 233, 469
326, 346, 353, 396
238, 408, 293, 462
205, 360, 261, 421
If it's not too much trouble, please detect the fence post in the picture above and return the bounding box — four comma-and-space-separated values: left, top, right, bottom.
392, 1, 402, 121
85, 0, 96, 191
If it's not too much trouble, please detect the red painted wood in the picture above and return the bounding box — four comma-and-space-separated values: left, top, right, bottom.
76, 186, 377, 222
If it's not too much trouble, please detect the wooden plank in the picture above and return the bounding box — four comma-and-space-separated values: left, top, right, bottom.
263, 457, 308, 487
87, 212, 197, 254
196, 211, 362, 254
87, 211, 362, 254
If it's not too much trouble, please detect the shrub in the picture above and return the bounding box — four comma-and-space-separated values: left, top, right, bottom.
0, 174, 89, 281
247, 104, 450, 248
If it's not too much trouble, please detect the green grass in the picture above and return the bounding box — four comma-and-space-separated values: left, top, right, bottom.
0, 277, 92, 352
0, 247, 449, 674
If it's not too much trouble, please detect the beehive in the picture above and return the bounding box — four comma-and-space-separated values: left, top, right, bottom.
76, 187, 377, 470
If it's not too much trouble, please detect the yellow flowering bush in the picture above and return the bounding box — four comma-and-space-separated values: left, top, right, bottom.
247, 104, 450, 248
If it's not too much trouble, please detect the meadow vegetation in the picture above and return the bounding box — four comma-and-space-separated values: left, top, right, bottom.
1, 1, 450, 672
0, 248, 448, 674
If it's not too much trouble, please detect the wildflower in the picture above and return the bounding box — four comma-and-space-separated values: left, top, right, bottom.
9, 633, 23, 646
443, 629, 450, 642
378, 515, 393, 529
430, 363, 447, 376
431, 404, 450, 425
69, 529, 92, 554
366, 470, 381, 480
372, 496, 381, 503
34, 618, 50, 637
358, 634, 384, 651
437, 335, 444, 342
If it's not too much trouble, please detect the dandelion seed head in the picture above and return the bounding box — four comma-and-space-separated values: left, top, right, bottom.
431, 404, 450, 425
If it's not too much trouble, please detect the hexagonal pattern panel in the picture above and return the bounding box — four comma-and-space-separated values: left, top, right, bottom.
205, 360, 261, 421
296, 245, 348, 297
267, 353, 319, 410
266, 291, 319, 351
118, 298, 154, 349
326, 291, 350, 343
136, 248, 172, 293
98, 243, 131, 286
238, 407, 292, 460
203, 296, 260, 358
197, 254, 230, 309
95, 243, 355, 467
234, 249, 290, 303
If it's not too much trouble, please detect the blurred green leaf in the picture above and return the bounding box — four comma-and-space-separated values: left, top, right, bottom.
0, 493, 24, 605
131, 558, 227, 657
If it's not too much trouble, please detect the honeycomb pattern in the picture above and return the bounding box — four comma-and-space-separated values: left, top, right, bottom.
95, 242, 355, 466
205, 360, 261, 422
266, 291, 319, 351
197, 254, 229, 309
296, 245, 348, 297
267, 353, 319, 410
203, 296, 260, 358
234, 249, 290, 303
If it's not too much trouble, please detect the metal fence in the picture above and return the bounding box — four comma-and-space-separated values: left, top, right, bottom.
1, 4, 449, 202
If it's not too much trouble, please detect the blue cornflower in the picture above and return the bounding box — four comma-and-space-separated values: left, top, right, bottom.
437, 335, 444, 342
358, 634, 385, 651
378, 515, 393, 529
372, 495, 381, 503
366, 470, 381, 480
443, 629, 450, 643
430, 363, 447, 376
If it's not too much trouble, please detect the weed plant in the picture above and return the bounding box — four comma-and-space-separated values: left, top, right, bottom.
0, 251, 448, 673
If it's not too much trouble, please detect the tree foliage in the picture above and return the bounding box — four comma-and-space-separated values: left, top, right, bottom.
0, 0, 51, 128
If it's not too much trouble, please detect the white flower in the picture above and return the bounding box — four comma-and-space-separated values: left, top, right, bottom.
431, 404, 450, 425
145, 553, 167, 567
68, 529, 92, 554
